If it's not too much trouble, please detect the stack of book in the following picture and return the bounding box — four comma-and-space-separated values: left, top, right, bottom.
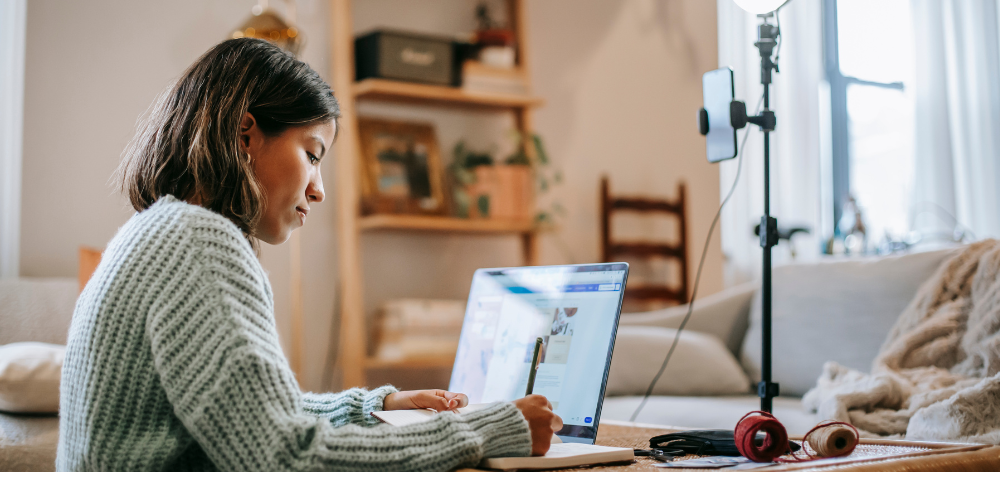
373, 299, 466, 361
461, 60, 529, 95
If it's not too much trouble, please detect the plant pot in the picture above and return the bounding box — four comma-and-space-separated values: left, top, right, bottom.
463, 165, 534, 220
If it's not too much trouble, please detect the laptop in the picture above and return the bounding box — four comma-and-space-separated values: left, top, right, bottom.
448, 263, 629, 445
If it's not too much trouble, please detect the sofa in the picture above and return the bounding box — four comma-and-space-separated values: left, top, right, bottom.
601, 247, 957, 435
0, 278, 76, 472
0, 248, 958, 471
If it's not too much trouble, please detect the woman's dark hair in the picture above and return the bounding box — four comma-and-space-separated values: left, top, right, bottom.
117, 37, 340, 247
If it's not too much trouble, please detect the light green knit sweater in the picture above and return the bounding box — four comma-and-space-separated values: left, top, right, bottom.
57, 195, 531, 471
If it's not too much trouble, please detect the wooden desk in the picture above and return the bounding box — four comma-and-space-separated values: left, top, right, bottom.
497, 421, 1000, 472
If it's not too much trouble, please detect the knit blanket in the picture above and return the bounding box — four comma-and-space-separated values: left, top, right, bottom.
803, 240, 1000, 444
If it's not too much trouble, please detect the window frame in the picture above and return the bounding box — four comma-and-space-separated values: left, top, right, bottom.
821, 0, 906, 236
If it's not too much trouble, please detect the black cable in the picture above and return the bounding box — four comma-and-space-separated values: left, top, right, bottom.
773, 8, 783, 68
629, 96, 764, 423
628, 13, 785, 421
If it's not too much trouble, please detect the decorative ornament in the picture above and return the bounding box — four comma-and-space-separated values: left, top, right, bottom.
231, 0, 303, 56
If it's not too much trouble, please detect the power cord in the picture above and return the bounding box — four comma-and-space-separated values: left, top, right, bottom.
909, 200, 978, 242
628, 6, 785, 422
629, 96, 763, 422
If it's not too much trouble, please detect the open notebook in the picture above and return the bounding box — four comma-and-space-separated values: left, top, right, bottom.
371, 404, 634, 470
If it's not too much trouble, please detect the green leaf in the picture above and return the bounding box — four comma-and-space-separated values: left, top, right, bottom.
454, 190, 470, 218
507, 129, 523, 145
468, 151, 494, 167
477, 195, 490, 217
505, 148, 530, 165
450, 140, 495, 172
532, 134, 549, 165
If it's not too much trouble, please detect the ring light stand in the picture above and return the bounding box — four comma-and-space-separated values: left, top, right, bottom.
700, 13, 781, 413
751, 14, 780, 414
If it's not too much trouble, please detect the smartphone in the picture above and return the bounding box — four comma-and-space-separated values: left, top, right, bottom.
702, 67, 737, 163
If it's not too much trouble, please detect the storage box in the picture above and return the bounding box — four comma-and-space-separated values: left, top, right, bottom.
355, 30, 457, 86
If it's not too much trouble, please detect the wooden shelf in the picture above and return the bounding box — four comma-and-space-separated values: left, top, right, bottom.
330, 0, 541, 390
365, 355, 455, 370
359, 214, 536, 234
352, 78, 544, 111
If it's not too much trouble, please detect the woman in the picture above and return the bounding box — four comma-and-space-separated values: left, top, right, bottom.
57, 38, 560, 472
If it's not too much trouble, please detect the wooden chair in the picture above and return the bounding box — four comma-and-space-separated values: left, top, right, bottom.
78, 246, 102, 293
600, 176, 689, 308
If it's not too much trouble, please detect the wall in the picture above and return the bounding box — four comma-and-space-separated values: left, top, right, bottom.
20, 0, 721, 392
20, 0, 333, 390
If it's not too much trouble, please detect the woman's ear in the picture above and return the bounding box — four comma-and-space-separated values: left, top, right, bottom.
239, 112, 260, 152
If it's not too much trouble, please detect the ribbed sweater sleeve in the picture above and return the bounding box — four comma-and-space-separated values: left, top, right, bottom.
302, 387, 397, 427
146, 215, 531, 471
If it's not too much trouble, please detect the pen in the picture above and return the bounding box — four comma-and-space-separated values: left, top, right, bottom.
525, 337, 543, 396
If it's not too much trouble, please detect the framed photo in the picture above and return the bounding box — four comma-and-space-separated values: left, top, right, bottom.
358, 118, 447, 215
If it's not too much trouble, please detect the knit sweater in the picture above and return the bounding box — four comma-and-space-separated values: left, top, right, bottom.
57, 195, 531, 471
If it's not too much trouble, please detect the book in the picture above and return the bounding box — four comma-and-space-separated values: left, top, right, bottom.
371, 403, 495, 426
370, 404, 635, 470
480, 443, 635, 471
461, 61, 530, 95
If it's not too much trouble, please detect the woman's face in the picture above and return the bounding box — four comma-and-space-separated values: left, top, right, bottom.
240, 114, 336, 245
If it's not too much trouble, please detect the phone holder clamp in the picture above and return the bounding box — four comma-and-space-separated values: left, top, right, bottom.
696, 102, 776, 137
730, 101, 775, 132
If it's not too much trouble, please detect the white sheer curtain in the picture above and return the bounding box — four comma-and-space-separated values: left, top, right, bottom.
911, 0, 1000, 241
0, 0, 27, 279
716, 0, 826, 286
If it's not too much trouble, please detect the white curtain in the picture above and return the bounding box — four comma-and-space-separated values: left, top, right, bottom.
912, 0, 1000, 240
716, 0, 826, 286
0, 0, 27, 279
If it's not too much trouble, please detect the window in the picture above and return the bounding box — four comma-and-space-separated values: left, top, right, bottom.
823, 0, 916, 251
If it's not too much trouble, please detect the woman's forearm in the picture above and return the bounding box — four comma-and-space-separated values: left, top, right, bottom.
301, 386, 398, 427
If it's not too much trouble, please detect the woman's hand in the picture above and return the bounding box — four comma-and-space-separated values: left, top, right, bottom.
383, 390, 469, 412
513, 394, 563, 456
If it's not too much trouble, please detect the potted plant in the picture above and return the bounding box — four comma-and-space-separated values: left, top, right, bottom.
503, 131, 564, 228
448, 133, 561, 222
447, 141, 495, 219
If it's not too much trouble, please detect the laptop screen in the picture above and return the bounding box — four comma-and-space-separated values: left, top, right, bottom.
448, 263, 629, 444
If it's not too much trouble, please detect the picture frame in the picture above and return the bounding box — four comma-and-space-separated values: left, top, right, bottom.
358, 118, 447, 215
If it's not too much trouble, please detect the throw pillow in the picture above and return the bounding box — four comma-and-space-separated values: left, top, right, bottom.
741, 248, 956, 397
605, 326, 752, 397
0, 342, 64, 414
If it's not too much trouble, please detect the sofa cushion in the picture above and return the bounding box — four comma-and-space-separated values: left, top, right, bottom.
0, 278, 77, 346
601, 395, 819, 435
0, 343, 64, 414
741, 248, 956, 397
618, 282, 757, 357
606, 326, 751, 397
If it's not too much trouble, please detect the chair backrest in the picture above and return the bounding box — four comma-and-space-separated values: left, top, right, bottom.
78, 246, 102, 292
600, 176, 689, 308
